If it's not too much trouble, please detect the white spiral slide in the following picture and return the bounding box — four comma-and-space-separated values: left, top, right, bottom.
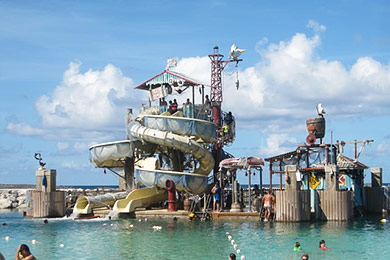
75, 115, 215, 215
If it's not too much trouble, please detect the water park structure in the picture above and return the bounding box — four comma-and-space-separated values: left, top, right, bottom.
24, 46, 390, 222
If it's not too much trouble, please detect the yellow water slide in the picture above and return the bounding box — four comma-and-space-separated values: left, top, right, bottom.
112, 186, 167, 213
73, 192, 127, 215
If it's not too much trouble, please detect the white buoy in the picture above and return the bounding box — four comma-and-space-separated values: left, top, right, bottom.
110, 223, 114, 226
152, 225, 162, 230
31, 240, 36, 244
236, 249, 241, 254
233, 244, 237, 250
129, 224, 134, 228
228, 235, 232, 241
231, 240, 235, 245
59, 244, 64, 248
102, 223, 107, 226
226, 232, 230, 235
5, 236, 9, 241
144, 218, 148, 222
240, 255, 246, 260
138, 219, 142, 222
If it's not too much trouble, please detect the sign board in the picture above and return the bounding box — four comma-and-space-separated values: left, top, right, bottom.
149, 86, 167, 101
309, 174, 321, 190
338, 174, 347, 187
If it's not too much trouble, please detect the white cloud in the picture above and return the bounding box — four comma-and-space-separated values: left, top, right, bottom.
173, 23, 390, 132
307, 19, 326, 33
376, 137, 390, 156
57, 142, 69, 151
36, 61, 137, 129
7, 20, 390, 149
61, 160, 90, 169
7, 61, 144, 142
259, 134, 298, 156
6, 122, 47, 136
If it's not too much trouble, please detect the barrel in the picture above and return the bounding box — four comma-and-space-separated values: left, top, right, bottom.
306, 117, 325, 138
183, 198, 191, 211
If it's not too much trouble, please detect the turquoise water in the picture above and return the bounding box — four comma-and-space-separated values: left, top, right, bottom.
1, 210, 389, 260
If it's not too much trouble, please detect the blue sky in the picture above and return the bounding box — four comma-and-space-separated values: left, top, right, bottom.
1, 0, 389, 185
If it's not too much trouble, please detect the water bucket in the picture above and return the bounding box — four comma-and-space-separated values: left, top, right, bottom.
306, 117, 325, 138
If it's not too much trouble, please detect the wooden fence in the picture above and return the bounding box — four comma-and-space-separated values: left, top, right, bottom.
31, 191, 65, 218
365, 187, 390, 213
316, 190, 353, 221
275, 190, 310, 222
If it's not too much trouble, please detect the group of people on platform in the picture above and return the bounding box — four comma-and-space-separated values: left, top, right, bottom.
160, 97, 194, 116
158, 95, 236, 131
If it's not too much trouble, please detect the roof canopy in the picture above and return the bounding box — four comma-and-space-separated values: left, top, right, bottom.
134, 70, 205, 90
265, 144, 368, 172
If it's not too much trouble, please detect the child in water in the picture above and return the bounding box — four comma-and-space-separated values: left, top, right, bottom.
319, 240, 329, 250
293, 242, 302, 251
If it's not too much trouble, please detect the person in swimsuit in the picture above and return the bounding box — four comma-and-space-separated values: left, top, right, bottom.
262, 191, 275, 221
319, 240, 329, 250
211, 183, 221, 212
15, 244, 36, 260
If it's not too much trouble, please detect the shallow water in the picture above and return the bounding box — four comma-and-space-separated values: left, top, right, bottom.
0, 210, 389, 260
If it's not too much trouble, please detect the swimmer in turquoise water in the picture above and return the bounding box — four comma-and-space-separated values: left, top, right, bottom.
293, 241, 302, 251
319, 240, 329, 250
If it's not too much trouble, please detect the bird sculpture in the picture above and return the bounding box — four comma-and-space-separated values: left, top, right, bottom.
229, 44, 245, 60
316, 103, 326, 117
34, 153, 46, 168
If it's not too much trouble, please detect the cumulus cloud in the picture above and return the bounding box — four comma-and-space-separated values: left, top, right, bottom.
6, 20, 390, 158
259, 134, 298, 156
7, 61, 143, 143
173, 23, 390, 133
36, 61, 138, 129
376, 136, 390, 155
307, 20, 326, 33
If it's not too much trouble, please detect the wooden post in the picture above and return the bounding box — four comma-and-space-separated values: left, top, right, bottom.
325, 165, 338, 191
371, 168, 382, 188
124, 157, 135, 191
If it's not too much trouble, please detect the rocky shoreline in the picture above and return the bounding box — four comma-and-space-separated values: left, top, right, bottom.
0, 185, 121, 209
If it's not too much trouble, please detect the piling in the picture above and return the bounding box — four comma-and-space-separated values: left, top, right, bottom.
315, 165, 353, 220
29, 168, 65, 218
365, 168, 390, 214
275, 165, 310, 222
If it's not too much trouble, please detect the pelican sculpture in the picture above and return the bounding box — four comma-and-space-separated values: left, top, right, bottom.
229, 44, 245, 60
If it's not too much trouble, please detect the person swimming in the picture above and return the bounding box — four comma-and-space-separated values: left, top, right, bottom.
293, 241, 302, 251
319, 239, 329, 250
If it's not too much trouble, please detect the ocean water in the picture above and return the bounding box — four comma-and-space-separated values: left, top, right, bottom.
0, 209, 389, 260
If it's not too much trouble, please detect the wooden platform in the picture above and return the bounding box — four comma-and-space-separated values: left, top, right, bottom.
90, 207, 260, 220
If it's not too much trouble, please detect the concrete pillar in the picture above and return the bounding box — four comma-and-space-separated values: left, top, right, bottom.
325, 165, 338, 191
33, 168, 65, 218
285, 165, 301, 191
230, 180, 242, 212
371, 168, 382, 187
36, 169, 56, 192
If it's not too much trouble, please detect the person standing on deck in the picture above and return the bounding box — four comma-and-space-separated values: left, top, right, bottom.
211, 183, 221, 212
172, 99, 178, 113
262, 191, 275, 221
205, 95, 211, 106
